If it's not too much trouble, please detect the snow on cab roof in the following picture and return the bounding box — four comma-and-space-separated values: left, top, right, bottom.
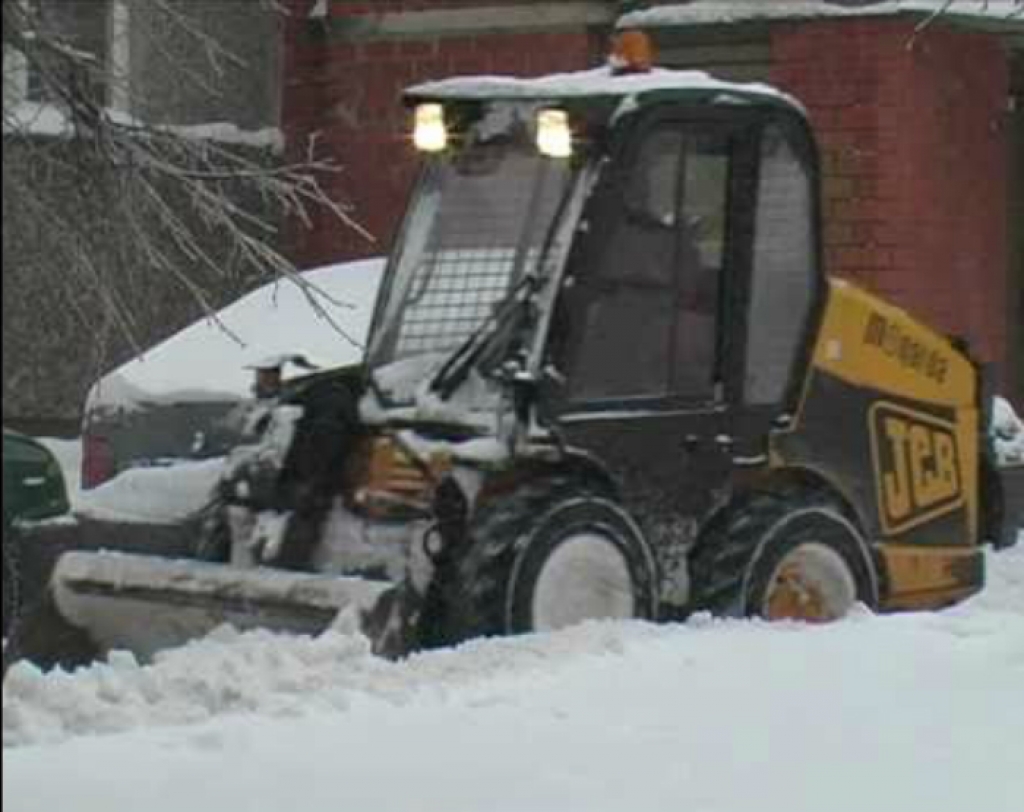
619, 0, 1024, 29
406, 66, 799, 111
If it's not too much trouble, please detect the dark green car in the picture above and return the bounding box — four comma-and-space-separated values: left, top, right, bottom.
3, 430, 70, 660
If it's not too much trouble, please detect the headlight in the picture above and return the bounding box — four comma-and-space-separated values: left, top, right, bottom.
536, 109, 573, 159
413, 103, 448, 152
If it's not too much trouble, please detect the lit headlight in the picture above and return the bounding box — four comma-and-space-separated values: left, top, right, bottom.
536, 109, 573, 158
414, 103, 448, 152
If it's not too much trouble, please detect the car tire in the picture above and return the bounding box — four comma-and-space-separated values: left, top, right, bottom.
690, 489, 879, 622
425, 479, 658, 646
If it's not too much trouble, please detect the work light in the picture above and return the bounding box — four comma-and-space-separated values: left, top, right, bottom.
536, 109, 572, 158
414, 103, 448, 152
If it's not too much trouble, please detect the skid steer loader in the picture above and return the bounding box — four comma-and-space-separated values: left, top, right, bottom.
39, 34, 1021, 662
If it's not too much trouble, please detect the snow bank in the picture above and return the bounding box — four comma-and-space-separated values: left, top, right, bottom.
88, 258, 384, 412
4, 548, 1023, 812
72, 459, 224, 524
993, 397, 1024, 467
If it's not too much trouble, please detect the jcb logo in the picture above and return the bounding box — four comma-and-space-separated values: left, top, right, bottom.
869, 403, 964, 534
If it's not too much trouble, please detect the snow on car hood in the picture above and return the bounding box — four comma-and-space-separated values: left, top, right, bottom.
87, 259, 385, 412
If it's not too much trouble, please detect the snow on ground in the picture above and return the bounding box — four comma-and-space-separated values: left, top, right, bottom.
4, 544, 1023, 812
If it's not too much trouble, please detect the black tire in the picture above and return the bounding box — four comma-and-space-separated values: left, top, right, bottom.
3, 528, 23, 676
425, 479, 658, 647
690, 489, 879, 621
981, 457, 1017, 551
9, 586, 101, 673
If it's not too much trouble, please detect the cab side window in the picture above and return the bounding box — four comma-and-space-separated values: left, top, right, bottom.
564, 124, 731, 404
745, 123, 816, 406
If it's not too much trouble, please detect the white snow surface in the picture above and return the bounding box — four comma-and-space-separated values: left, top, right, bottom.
993, 396, 1024, 466
620, 0, 1024, 28
4, 101, 285, 150
71, 458, 224, 524
38, 438, 83, 501
88, 258, 384, 412
408, 66, 794, 105
4, 544, 1023, 812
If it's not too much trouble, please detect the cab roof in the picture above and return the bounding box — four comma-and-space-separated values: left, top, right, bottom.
405, 67, 804, 117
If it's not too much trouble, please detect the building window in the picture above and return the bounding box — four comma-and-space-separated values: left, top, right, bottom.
4, 0, 129, 112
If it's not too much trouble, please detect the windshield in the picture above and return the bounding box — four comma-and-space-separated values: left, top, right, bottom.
367, 111, 574, 406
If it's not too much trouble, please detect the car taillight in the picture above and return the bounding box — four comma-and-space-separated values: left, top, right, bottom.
82, 433, 116, 490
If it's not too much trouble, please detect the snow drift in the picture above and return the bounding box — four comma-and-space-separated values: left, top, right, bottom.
4, 544, 1023, 812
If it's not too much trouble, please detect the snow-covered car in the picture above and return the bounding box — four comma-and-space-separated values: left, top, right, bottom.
80, 258, 384, 490
990, 397, 1024, 549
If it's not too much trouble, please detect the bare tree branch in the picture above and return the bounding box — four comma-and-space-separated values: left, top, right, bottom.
3, 0, 370, 361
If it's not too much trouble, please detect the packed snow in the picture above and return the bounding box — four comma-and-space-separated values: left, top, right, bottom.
88, 258, 384, 413
4, 543, 1022, 812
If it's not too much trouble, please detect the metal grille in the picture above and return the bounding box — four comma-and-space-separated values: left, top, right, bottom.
396, 248, 520, 356
391, 147, 565, 359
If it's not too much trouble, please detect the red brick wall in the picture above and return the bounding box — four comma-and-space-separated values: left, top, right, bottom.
282, 0, 605, 268
771, 19, 1011, 388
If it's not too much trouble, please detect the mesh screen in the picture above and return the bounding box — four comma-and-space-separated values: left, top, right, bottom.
389, 145, 566, 360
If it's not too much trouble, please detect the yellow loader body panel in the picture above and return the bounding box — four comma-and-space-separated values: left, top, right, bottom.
774, 279, 984, 611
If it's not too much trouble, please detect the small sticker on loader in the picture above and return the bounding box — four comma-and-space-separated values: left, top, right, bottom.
869, 402, 964, 535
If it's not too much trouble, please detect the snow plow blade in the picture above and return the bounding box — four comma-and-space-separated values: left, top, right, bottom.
51, 551, 393, 661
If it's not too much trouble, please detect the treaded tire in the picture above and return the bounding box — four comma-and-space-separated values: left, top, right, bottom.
690, 489, 879, 620
424, 479, 658, 647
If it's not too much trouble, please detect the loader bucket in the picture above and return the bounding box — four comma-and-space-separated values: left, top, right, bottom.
50, 551, 393, 661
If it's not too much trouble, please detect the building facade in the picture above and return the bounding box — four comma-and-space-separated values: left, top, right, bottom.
3, 0, 1020, 430
283, 0, 1023, 407
3, 0, 283, 432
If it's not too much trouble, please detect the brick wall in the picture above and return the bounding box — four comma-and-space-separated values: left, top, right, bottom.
771, 19, 1011, 389
282, 0, 609, 268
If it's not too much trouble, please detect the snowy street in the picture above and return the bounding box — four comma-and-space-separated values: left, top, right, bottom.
4, 542, 1023, 812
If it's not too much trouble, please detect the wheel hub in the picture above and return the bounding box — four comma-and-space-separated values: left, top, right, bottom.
763, 542, 857, 623
530, 532, 635, 632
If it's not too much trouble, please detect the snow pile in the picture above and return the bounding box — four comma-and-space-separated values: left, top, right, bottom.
4, 549, 1024, 812
88, 258, 384, 412
993, 397, 1024, 467
73, 459, 223, 524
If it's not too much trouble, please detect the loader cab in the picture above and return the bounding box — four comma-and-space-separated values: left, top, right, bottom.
543, 98, 826, 526
371, 68, 826, 532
